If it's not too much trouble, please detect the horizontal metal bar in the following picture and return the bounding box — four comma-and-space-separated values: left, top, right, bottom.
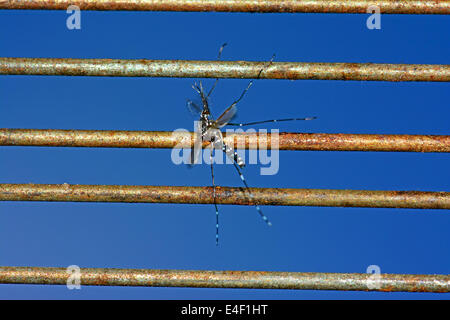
1, 184, 449, 209
2, 129, 449, 153
0, 0, 449, 14
0, 266, 448, 292
1, 58, 449, 82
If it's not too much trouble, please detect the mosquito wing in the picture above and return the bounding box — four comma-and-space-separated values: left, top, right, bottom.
215, 104, 237, 128
186, 99, 203, 116
187, 122, 202, 166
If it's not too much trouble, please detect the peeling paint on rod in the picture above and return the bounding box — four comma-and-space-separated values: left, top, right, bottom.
1, 129, 449, 153
0, 183, 449, 209
0, 0, 449, 14
0, 266, 448, 292
1, 58, 449, 82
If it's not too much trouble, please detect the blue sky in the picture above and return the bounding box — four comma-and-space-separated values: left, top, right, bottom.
0, 10, 449, 299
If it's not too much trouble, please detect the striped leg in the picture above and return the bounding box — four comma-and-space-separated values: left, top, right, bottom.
227, 116, 317, 127
222, 141, 245, 168
222, 143, 272, 227
210, 145, 220, 245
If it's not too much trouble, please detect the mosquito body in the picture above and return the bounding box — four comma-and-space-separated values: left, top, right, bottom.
188, 81, 257, 246
186, 44, 315, 245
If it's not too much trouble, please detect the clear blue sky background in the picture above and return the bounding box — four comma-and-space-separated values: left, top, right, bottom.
0, 9, 449, 299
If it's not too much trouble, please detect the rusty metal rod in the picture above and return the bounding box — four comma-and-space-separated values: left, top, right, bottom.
0, 0, 449, 15
1, 129, 449, 153
1, 58, 449, 82
0, 266, 448, 292
1, 183, 449, 209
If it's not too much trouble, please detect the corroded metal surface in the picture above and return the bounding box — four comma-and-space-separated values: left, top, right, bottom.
1, 58, 449, 82
1, 129, 449, 153
0, 183, 449, 209
0, 266, 448, 292
0, 0, 449, 14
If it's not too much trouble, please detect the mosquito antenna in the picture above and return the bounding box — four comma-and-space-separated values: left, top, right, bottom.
192, 82, 201, 94
195, 80, 211, 110
229, 54, 275, 108
207, 43, 228, 99
228, 116, 317, 127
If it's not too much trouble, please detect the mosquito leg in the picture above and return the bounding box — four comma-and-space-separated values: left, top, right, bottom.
210, 144, 220, 246
222, 143, 272, 227
207, 43, 228, 98
227, 116, 317, 127
229, 54, 275, 108
192, 83, 201, 94
217, 43, 227, 60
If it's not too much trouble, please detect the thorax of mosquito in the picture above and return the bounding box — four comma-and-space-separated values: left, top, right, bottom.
200, 108, 223, 146
195, 101, 244, 170
190, 82, 244, 168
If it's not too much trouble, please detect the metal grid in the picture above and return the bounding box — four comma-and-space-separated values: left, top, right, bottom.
1, 0, 449, 15
1, 266, 449, 292
1, 58, 449, 82
1, 129, 449, 152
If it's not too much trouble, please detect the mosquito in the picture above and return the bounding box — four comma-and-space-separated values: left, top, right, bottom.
186, 44, 316, 245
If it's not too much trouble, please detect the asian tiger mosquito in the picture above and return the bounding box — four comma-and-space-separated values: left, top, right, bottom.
186, 44, 316, 245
